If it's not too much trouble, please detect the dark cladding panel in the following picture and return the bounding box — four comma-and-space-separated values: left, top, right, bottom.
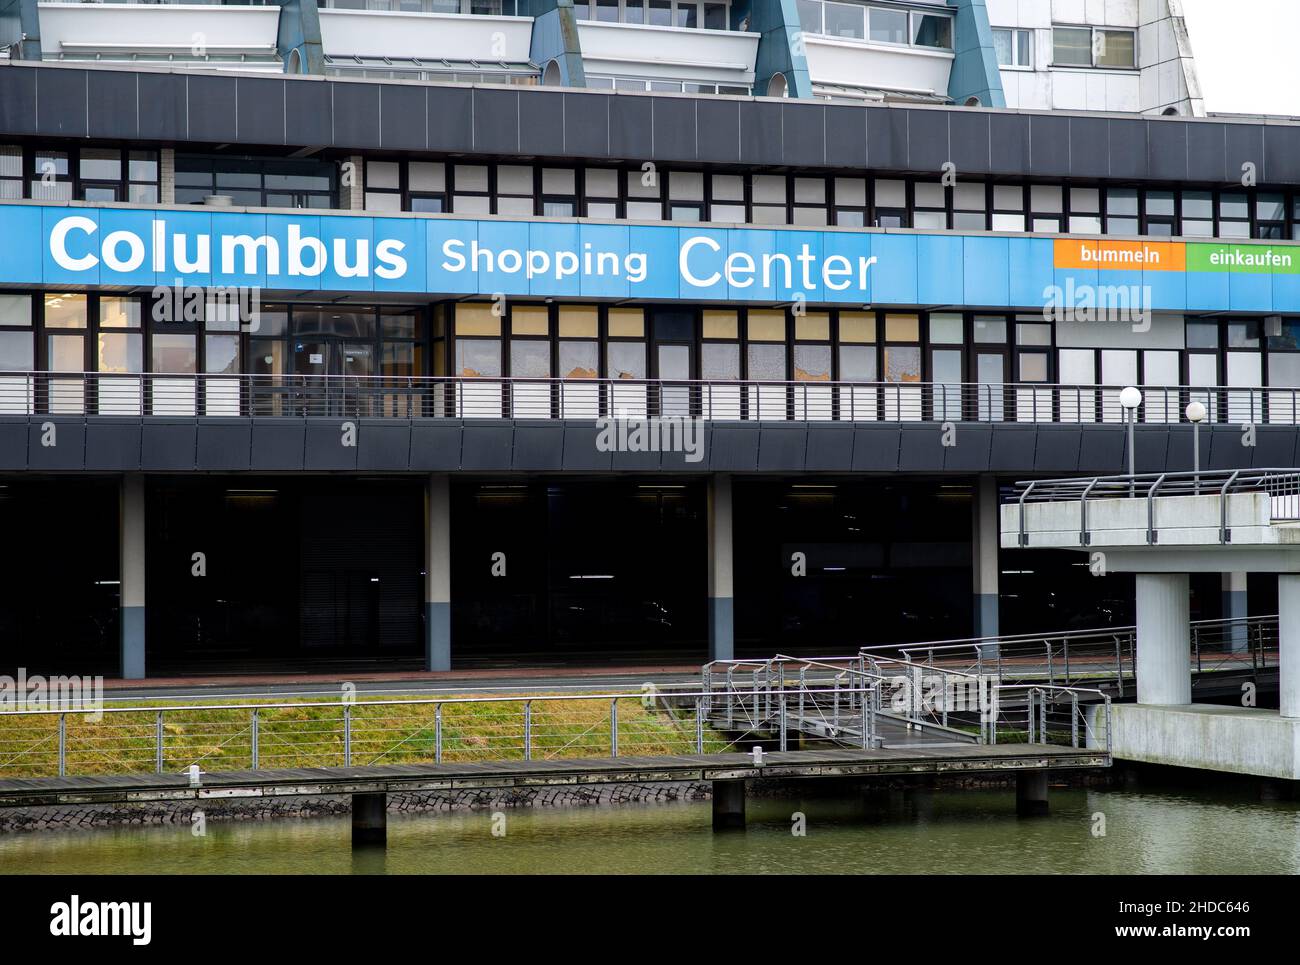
519, 90, 566, 157
1028, 113, 1070, 175
738, 100, 783, 167
472, 88, 520, 154
1078, 425, 1127, 474
357, 422, 412, 470
141, 422, 197, 471
608, 443, 663, 471
235, 76, 286, 146
905, 109, 949, 174
1130, 426, 1171, 475
1263, 124, 1300, 183
511, 422, 565, 470
138, 72, 188, 141
0, 422, 27, 470
0, 66, 37, 135
608, 92, 653, 159
781, 102, 825, 167
196, 421, 251, 470
1224, 123, 1266, 184
942, 424, 992, 470
563, 91, 609, 157
948, 111, 990, 175
380, 84, 428, 151
88, 71, 139, 140
1185, 121, 1227, 183
331, 81, 383, 150
304, 421, 359, 471
27, 420, 84, 470
562, 423, 614, 471
284, 78, 334, 147
756, 425, 807, 471
85, 422, 142, 471
1207, 425, 1254, 470
986, 424, 1036, 472
898, 424, 946, 471
250, 421, 306, 470
1147, 118, 1189, 182
186, 74, 238, 143
652, 97, 698, 163
36, 68, 87, 138
824, 105, 867, 168
850, 426, 900, 470
705, 424, 759, 471
804, 426, 855, 471
865, 105, 908, 170
1067, 116, 1110, 178
426, 85, 474, 153
1033, 427, 1081, 473
988, 112, 1030, 174
1251, 426, 1298, 468
697, 98, 741, 164
1107, 119, 1148, 179
460, 424, 515, 470
409, 423, 463, 470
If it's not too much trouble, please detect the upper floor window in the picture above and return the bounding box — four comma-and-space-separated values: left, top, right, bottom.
0, 145, 159, 204
1053, 25, 1136, 69
577, 0, 731, 29
176, 155, 336, 209
322, 0, 520, 13
796, 1, 952, 49
993, 27, 1032, 68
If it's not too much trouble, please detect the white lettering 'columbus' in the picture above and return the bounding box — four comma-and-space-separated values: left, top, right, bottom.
48, 217, 407, 279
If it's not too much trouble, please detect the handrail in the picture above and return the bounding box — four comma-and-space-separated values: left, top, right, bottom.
1146, 472, 1167, 544
1220, 468, 1242, 542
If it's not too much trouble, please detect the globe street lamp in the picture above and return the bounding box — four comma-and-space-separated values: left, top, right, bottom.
1186, 399, 1207, 492
1119, 386, 1143, 495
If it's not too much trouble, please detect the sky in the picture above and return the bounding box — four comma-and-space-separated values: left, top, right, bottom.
1180, 0, 1300, 117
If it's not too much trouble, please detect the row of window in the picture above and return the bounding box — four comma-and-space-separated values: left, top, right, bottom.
795, 1, 953, 49
322, 0, 521, 14
576, 0, 732, 30
992, 24, 1138, 71
362, 159, 1300, 239
0, 146, 159, 204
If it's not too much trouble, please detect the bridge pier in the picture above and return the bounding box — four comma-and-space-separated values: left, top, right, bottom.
1278, 574, 1300, 719
1135, 573, 1191, 705
351, 792, 387, 846
1015, 771, 1049, 816
711, 778, 746, 830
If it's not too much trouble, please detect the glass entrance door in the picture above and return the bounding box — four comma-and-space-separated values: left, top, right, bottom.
293, 338, 375, 414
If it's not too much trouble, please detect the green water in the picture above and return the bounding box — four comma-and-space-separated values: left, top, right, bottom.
2, 786, 1298, 874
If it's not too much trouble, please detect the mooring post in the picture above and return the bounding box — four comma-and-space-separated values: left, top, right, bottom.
1015, 771, 1049, 817
711, 778, 746, 831
352, 791, 388, 846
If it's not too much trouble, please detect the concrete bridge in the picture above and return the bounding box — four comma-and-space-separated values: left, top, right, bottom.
1003, 469, 1300, 782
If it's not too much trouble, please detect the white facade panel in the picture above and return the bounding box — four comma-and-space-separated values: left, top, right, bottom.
319, 9, 534, 63
577, 22, 758, 87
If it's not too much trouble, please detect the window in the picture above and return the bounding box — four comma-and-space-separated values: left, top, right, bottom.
177, 155, 335, 208
584, 0, 732, 28
1105, 187, 1138, 236
0, 146, 159, 205
910, 10, 951, 49
750, 175, 787, 225
496, 165, 535, 216
1144, 190, 1176, 236
1068, 187, 1100, 234
710, 174, 746, 223
585, 168, 620, 219
797, 1, 949, 48
868, 6, 908, 44
1218, 192, 1250, 239
0, 146, 20, 199
1053, 25, 1135, 68
993, 27, 1032, 68
1181, 191, 1214, 237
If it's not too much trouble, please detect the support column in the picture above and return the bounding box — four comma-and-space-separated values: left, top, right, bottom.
1015, 771, 1049, 816
119, 474, 146, 680
1222, 572, 1249, 651
425, 474, 451, 672
1135, 573, 1191, 705
707, 474, 734, 662
711, 778, 745, 830
971, 475, 1000, 640
351, 792, 387, 846
1277, 574, 1300, 719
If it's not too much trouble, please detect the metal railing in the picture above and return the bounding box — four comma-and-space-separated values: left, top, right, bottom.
856, 613, 1279, 695
1014, 469, 1300, 547
0, 686, 882, 780
2, 372, 1298, 424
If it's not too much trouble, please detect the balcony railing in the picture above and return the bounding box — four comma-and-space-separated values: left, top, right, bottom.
0, 373, 1294, 423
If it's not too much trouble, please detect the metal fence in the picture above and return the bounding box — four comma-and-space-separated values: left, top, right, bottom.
1, 372, 1297, 424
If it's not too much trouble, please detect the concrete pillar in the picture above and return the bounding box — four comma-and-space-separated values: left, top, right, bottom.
425, 475, 451, 672
708, 474, 734, 662
971, 475, 999, 640
119, 474, 146, 680
711, 778, 745, 830
1015, 771, 1049, 816
1135, 573, 1191, 705
1277, 574, 1300, 718
1222, 572, 1249, 651
351, 792, 387, 846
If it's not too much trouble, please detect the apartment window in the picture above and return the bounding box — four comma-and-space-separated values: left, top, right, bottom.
993, 27, 1032, 68
1294, 198, 1300, 241
587, 0, 730, 28
910, 9, 951, 48
98, 296, 142, 377
1054, 25, 1135, 68
1068, 187, 1101, 233
868, 6, 907, 44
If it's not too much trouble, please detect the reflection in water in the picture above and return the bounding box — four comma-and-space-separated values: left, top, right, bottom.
2, 787, 1298, 875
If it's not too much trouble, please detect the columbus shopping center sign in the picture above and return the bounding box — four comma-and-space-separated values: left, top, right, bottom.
4, 203, 1299, 312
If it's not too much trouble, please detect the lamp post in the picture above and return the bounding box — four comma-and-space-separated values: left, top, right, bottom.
1186, 400, 1207, 493
1119, 386, 1143, 495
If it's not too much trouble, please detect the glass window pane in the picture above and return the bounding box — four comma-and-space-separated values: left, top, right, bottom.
511, 305, 549, 336
973, 316, 1007, 343
747, 343, 785, 380
838, 312, 874, 344
702, 342, 740, 380
1031, 184, 1063, 213
456, 303, 502, 336
205, 335, 240, 375
748, 309, 786, 342
797, 0, 821, 32
794, 344, 832, 381
97, 332, 142, 374
79, 149, 122, 181
1017, 322, 1051, 346
408, 162, 445, 192
839, 345, 876, 382
1019, 353, 1048, 383
151, 333, 196, 373
100, 296, 140, 329
559, 341, 598, 379
607, 341, 646, 380
703, 310, 738, 340
455, 340, 502, 378
0, 330, 33, 370
993, 28, 1013, 66
883, 346, 920, 383
44, 293, 87, 329
1096, 30, 1135, 68
0, 294, 31, 327
47, 334, 84, 372
884, 313, 918, 343
1053, 26, 1092, 66
1186, 321, 1218, 349
929, 313, 963, 344
911, 12, 951, 48
381, 311, 422, 339
510, 340, 550, 378
868, 6, 906, 43
795, 313, 830, 341
608, 308, 645, 338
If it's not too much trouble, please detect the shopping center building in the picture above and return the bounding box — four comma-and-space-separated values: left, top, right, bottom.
0, 0, 1297, 677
